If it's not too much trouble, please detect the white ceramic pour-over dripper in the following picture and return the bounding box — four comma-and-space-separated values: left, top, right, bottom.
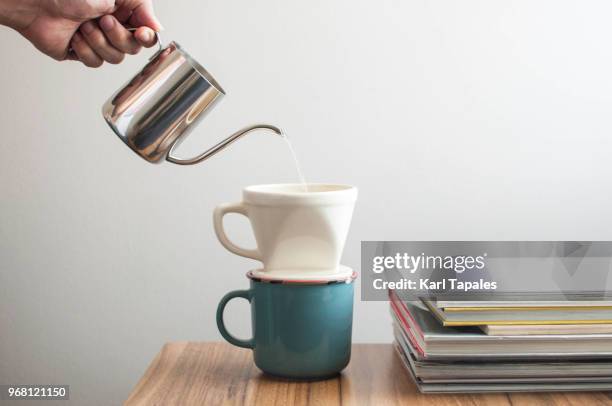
213, 184, 358, 275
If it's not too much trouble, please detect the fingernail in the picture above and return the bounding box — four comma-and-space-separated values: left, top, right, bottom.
81, 22, 95, 34
100, 15, 114, 31
72, 32, 82, 43
142, 30, 154, 42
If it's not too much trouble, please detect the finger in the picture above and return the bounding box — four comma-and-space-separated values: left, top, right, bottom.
99, 15, 141, 55
70, 33, 103, 68
65, 50, 79, 61
134, 27, 157, 48
80, 21, 125, 64
113, 6, 133, 24
129, 1, 163, 31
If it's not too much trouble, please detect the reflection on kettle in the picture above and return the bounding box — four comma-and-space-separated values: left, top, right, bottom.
102, 39, 282, 165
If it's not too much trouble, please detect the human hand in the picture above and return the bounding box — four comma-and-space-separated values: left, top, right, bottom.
5, 0, 163, 67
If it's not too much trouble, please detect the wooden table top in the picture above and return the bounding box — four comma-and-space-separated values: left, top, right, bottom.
126, 342, 612, 405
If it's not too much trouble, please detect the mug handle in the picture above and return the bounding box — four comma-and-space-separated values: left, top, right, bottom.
216, 289, 255, 349
213, 202, 261, 260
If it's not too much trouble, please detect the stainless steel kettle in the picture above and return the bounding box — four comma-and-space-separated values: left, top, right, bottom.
102, 34, 282, 165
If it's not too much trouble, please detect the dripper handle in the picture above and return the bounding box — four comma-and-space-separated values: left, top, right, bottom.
165, 124, 283, 166
213, 202, 261, 261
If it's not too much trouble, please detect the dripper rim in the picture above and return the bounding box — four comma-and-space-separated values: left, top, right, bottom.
247, 268, 357, 285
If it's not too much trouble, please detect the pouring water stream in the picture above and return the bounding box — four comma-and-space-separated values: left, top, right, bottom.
281, 133, 309, 192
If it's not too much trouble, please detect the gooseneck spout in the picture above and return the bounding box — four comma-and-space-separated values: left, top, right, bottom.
165, 124, 283, 166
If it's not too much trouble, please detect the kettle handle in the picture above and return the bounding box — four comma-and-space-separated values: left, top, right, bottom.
69, 28, 163, 58
165, 124, 283, 166
128, 27, 164, 54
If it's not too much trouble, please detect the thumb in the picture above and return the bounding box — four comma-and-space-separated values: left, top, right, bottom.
130, 2, 163, 31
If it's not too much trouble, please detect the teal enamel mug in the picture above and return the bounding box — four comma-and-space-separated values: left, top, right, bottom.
216, 270, 356, 379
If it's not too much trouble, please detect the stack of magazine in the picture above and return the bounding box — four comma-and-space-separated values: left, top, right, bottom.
390, 289, 612, 393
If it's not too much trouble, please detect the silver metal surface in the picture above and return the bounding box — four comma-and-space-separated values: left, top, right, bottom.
166, 124, 282, 165
102, 40, 281, 165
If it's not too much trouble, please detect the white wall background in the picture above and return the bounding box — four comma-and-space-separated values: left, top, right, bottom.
2, 0, 612, 404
